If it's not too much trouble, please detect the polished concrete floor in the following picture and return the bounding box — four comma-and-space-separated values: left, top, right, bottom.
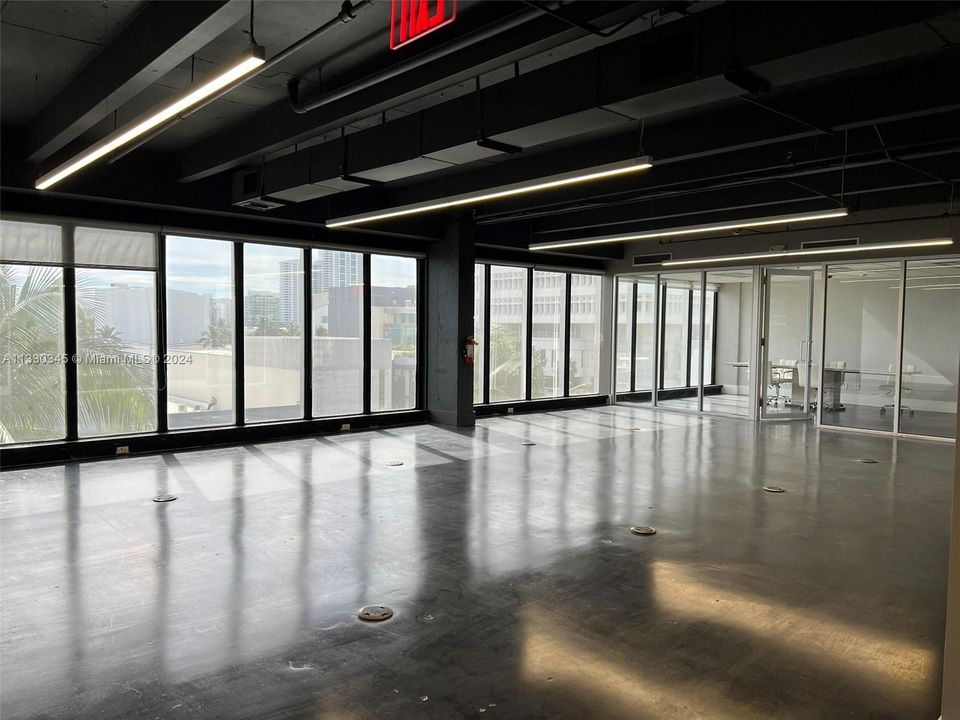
0, 407, 953, 719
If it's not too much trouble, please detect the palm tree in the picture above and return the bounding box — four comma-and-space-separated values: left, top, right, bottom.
0, 265, 157, 443
200, 317, 231, 348
488, 324, 546, 402
74, 279, 156, 436
0, 265, 66, 443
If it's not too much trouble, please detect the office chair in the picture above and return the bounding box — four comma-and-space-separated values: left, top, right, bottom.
791, 363, 818, 410
880, 364, 915, 416
767, 361, 784, 406
822, 361, 847, 412
767, 360, 796, 406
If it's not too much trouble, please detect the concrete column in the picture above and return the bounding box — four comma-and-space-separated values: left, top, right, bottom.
425, 215, 476, 427
942, 370, 960, 718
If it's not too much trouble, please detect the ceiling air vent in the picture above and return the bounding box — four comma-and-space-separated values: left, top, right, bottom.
235, 198, 287, 211
231, 167, 287, 211
801, 237, 859, 250
633, 252, 672, 267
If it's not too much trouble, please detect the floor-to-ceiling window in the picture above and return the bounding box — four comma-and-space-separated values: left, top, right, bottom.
473, 263, 486, 404
0, 216, 424, 460
166, 235, 235, 429
477, 264, 605, 405
243, 243, 303, 422
489, 265, 527, 402
570, 274, 602, 395
371, 254, 418, 412
312, 249, 363, 417
615, 280, 633, 393
0, 220, 66, 443
635, 279, 657, 395
616, 270, 733, 414
532, 270, 565, 399
75, 227, 158, 437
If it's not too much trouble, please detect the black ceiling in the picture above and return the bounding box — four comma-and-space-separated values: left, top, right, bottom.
2, 0, 958, 261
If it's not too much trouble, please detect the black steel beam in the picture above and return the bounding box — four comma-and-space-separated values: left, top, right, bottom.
175, 1, 954, 184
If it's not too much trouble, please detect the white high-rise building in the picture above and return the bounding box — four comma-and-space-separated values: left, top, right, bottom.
278, 252, 362, 326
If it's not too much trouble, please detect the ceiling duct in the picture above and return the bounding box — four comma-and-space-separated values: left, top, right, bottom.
231, 168, 287, 211
248, 3, 955, 212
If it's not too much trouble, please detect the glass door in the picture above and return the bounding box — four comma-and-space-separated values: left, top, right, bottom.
761, 269, 815, 419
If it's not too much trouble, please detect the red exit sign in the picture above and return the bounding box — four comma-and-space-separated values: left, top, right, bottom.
390, 0, 457, 50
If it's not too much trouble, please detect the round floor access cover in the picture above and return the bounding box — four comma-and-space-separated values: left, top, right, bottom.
153, 494, 177, 502
858, 458, 878, 464
630, 526, 657, 535
385, 460, 404, 467
358, 605, 394, 622
762, 486, 785, 493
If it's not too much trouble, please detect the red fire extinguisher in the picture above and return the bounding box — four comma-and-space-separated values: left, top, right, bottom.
463, 336, 479, 364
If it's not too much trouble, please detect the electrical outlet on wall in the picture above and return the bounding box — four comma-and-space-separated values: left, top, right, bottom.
115, 446, 130, 456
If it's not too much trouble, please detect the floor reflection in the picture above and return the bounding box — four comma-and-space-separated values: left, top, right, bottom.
0, 407, 952, 719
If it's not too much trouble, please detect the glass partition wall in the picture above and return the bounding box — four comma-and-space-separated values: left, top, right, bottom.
761, 266, 824, 420
822, 257, 959, 438
0, 217, 423, 453
615, 256, 958, 439
899, 258, 960, 438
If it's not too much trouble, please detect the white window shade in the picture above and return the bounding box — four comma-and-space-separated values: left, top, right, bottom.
0, 220, 62, 264
74, 226, 156, 269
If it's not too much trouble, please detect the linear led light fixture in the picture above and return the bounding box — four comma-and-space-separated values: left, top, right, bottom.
35, 45, 266, 190
324, 156, 653, 228
661, 238, 954, 267
529, 209, 849, 251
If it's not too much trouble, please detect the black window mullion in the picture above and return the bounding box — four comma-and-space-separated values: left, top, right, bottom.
302, 247, 312, 420
685, 288, 694, 388
629, 282, 639, 392
658, 283, 666, 391
482, 263, 491, 405
156, 233, 168, 433
234, 242, 245, 426
525, 267, 533, 401
63, 277, 78, 442
711, 289, 719, 386
563, 273, 572, 397
362, 254, 372, 415
416, 257, 426, 411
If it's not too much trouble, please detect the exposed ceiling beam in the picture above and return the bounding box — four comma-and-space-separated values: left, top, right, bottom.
25, 0, 249, 163
173, 1, 669, 182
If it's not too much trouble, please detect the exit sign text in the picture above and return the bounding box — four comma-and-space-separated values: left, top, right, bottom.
390, 0, 457, 50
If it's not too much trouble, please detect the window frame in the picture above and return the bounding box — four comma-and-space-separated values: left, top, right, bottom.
0, 213, 425, 463
475, 262, 605, 406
